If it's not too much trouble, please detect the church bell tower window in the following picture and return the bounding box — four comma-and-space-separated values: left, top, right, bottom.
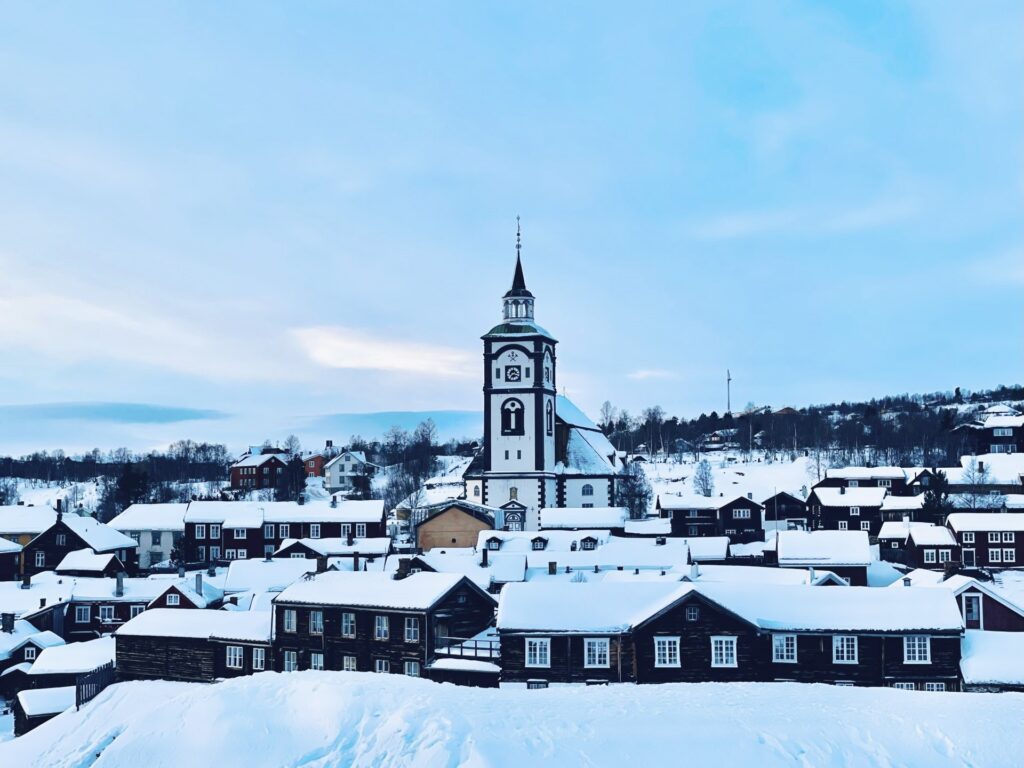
501, 399, 525, 436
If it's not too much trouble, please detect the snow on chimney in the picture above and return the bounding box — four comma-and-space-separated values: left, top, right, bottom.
690, 562, 700, 580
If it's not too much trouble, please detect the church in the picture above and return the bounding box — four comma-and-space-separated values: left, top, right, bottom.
463, 233, 622, 531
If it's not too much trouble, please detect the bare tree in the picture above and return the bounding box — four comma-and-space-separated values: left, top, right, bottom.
284, 434, 302, 458
959, 457, 1005, 511
615, 462, 653, 519
693, 459, 715, 498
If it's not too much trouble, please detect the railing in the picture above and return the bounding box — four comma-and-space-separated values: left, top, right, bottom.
435, 637, 500, 659
76, 661, 115, 710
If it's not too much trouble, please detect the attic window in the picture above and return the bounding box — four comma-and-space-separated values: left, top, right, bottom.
531, 539, 547, 551
487, 539, 501, 551
580, 538, 597, 551
685, 605, 700, 622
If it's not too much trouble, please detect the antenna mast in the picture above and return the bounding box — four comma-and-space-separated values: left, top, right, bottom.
727, 369, 732, 416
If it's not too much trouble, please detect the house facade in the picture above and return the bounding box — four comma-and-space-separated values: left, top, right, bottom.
22, 508, 138, 577
108, 503, 187, 569
946, 513, 1024, 569
656, 494, 763, 543
323, 451, 376, 494
807, 487, 887, 537
229, 451, 289, 491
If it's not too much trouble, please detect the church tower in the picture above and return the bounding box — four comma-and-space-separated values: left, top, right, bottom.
470, 222, 557, 530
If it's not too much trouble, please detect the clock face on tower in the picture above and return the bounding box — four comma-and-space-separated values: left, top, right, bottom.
505, 365, 522, 382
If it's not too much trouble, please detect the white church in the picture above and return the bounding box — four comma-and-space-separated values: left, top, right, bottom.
463, 235, 623, 531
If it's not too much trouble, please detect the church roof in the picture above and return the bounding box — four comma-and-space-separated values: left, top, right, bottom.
503, 254, 533, 299
555, 395, 600, 432
482, 320, 555, 339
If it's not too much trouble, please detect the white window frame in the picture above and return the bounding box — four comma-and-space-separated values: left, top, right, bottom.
654, 636, 681, 668
404, 617, 420, 643
210, 545, 220, 560
988, 532, 1000, 544
733, 508, 751, 519
860, 521, 871, 531
341, 612, 356, 638
989, 548, 1002, 563
225, 549, 236, 560
35, 551, 46, 568
130, 605, 145, 618
166, 593, 181, 606
963, 532, 975, 544
195, 524, 206, 539
924, 682, 946, 692
99, 605, 115, 623
525, 637, 551, 668
1003, 532, 1016, 544
584, 638, 610, 668
711, 636, 738, 668
374, 658, 390, 673
838, 521, 848, 531
210, 524, 221, 538
938, 549, 951, 563
374, 615, 389, 641
903, 635, 931, 664
283, 608, 297, 633
356, 523, 367, 538
924, 550, 936, 564
310, 524, 321, 539
310, 652, 325, 671
341, 524, 351, 537
310, 610, 324, 635
283, 651, 298, 672
772, 634, 798, 664
404, 660, 420, 677
685, 605, 700, 622
343, 656, 357, 671
1004, 548, 1016, 563
264, 524, 275, 538
226, 645, 244, 669
233, 528, 246, 540
849, 507, 860, 516
279, 523, 290, 539
832, 635, 858, 664
892, 682, 916, 690
23, 646, 36, 661
252, 647, 266, 671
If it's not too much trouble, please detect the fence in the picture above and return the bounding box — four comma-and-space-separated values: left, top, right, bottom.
76, 661, 115, 710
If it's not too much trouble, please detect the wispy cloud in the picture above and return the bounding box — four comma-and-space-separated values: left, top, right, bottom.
0, 402, 228, 424
966, 247, 1024, 286
627, 369, 680, 381
291, 326, 476, 378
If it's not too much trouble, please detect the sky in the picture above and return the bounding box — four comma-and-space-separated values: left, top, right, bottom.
0, 2, 1022, 455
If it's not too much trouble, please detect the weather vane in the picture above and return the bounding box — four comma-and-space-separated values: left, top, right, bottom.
516, 215, 521, 255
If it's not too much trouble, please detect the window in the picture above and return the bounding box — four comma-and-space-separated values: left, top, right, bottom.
210, 546, 220, 560
989, 548, 1003, 563
341, 524, 351, 537
892, 682, 916, 691
487, 539, 501, 551
772, 634, 797, 663
832, 635, 858, 664
879, 479, 892, 488
34, 551, 45, 568
688, 510, 699, 518
404, 617, 420, 643
848, 480, 859, 488
1004, 549, 1016, 563
688, 526, 699, 536
310, 524, 321, 539
924, 550, 936, 564
225, 549, 236, 560
166, 593, 181, 606
860, 521, 871, 531
904, 636, 931, 664
733, 509, 750, 519
356, 524, 367, 538
404, 660, 420, 677
527, 680, 548, 690
964, 594, 981, 623
211, 524, 221, 538
580, 538, 596, 551
501, 399, 525, 436
849, 507, 860, 516
838, 521, 848, 531
253, 647, 265, 671
279, 523, 290, 539
283, 651, 298, 672
99, 605, 114, 622
195, 524, 206, 539
197, 546, 206, 562
654, 637, 680, 668
711, 636, 737, 668
264, 524, 275, 538
473, 486, 480, 497
234, 528, 246, 540
509, 487, 518, 500
725, 529, 737, 536
1003, 532, 1016, 543
310, 652, 324, 671
24, 646, 36, 661
374, 658, 390, 673
264, 544, 275, 557
924, 682, 946, 692
56, 533, 66, 546
130, 605, 145, 618
582, 502, 594, 508
310, 610, 324, 635
343, 656, 357, 671
532, 539, 546, 551
226, 646, 244, 669
685, 605, 700, 622
939, 550, 951, 563
375, 615, 389, 640
890, 542, 899, 549
526, 638, 551, 667
994, 427, 1014, 437
283, 609, 297, 632
584, 638, 610, 668
546, 401, 553, 436
582, 484, 594, 497
989, 532, 1001, 544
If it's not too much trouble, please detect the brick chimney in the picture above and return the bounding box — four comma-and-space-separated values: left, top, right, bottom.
548, 561, 557, 576
115, 572, 125, 598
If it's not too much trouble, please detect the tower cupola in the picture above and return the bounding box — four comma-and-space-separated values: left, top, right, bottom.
502, 218, 534, 322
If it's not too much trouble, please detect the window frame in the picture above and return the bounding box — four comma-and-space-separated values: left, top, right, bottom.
341, 612, 356, 638
832, 635, 858, 665
374, 658, 390, 673
252, 647, 266, 671
404, 660, 421, 677
356, 523, 367, 538
310, 652, 325, 671
195, 524, 206, 539
226, 645, 244, 670
310, 609, 324, 635
343, 656, 357, 671
283, 608, 297, 633
404, 617, 420, 643
654, 636, 681, 668
772, 633, 798, 664
584, 637, 610, 668
963, 532, 975, 544
283, 650, 298, 672
374, 615, 390, 641
710, 636, 738, 668
166, 593, 181, 606
310, 523, 321, 539
525, 637, 551, 668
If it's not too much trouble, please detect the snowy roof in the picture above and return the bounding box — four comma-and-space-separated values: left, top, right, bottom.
477, 529, 612, 552
0, 536, 22, 554
877, 520, 934, 541
263, 499, 385, 523
947, 513, 1024, 532
275, 571, 482, 611
55, 549, 119, 574
147, 575, 224, 609
0, 620, 65, 661
556, 428, 617, 475
116, 608, 271, 642
961, 630, 1024, 686
0, 575, 75, 618
982, 415, 1024, 429
184, 501, 265, 527
0, 506, 56, 535
54, 514, 138, 552
950, 454, 1024, 484
824, 467, 907, 481
906, 526, 958, 547
683, 564, 842, 587
982, 404, 1021, 416
108, 503, 188, 532
275, 537, 391, 557
17, 685, 76, 717
656, 494, 720, 511
231, 453, 287, 469
623, 517, 672, 535
775, 530, 872, 566
555, 396, 600, 431
222, 558, 317, 594
811, 487, 887, 507
540, 507, 627, 529
426, 658, 500, 674
680, 537, 731, 561
880, 495, 925, 512
27, 636, 114, 676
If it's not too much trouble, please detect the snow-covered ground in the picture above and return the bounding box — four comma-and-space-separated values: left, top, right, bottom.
15, 479, 102, 512
3, 672, 1024, 766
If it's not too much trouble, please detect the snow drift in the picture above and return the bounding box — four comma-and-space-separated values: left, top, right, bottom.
3, 672, 1024, 767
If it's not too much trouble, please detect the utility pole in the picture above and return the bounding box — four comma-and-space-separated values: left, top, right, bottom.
726, 369, 732, 416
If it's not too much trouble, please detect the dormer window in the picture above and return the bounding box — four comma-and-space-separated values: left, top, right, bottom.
487, 539, 501, 551
580, 537, 597, 551
531, 538, 547, 551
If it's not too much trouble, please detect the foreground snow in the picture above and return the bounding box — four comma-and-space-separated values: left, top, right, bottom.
4, 673, 1024, 767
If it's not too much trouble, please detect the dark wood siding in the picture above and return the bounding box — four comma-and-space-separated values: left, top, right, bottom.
116, 635, 217, 682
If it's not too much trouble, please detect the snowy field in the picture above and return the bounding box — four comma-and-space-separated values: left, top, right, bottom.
3, 672, 1024, 767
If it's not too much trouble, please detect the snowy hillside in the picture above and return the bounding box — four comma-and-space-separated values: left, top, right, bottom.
4, 673, 1024, 767
644, 453, 818, 508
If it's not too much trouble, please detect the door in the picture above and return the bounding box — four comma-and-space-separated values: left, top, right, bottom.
963, 548, 976, 568
963, 594, 982, 629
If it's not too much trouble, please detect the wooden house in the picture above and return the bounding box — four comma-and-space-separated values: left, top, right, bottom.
271, 570, 496, 677
54, 549, 125, 578
946, 513, 1024, 569
892, 572, 1024, 632
0, 537, 21, 581
760, 492, 808, 526
22, 508, 138, 577
412, 500, 496, 550
765, 530, 872, 586
539, 507, 628, 535
24, 635, 114, 691
877, 520, 935, 564
815, 468, 911, 495
229, 450, 289, 491
272, 537, 392, 567
807, 486, 887, 537
0, 616, 64, 677
904, 526, 960, 570
107, 503, 187, 569
656, 494, 763, 543
13, 686, 75, 735
0, 505, 57, 574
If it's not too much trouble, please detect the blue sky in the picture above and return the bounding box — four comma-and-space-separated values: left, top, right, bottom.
0, 2, 1021, 454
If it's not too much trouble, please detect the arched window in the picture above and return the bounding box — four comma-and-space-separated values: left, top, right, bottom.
546, 401, 554, 436
582, 484, 594, 497
501, 399, 525, 436
509, 486, 518, 500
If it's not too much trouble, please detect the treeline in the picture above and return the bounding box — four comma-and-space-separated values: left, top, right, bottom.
600, 384, 1024, 467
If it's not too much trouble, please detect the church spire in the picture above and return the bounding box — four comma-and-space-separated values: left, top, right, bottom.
511, 215, 527, 291
503, 215, 534, 321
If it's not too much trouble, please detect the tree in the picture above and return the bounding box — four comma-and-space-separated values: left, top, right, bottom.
642, 406, 665, 457
614, 462, 652, 519
693, 459, 714, 497
959, 458, 1005, 511
0, 478, 18, 505
921, 471, 954, 525
283, 434, 302, 458
599, 401, 616, 434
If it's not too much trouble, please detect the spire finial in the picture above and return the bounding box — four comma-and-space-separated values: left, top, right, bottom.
515, 215, 521, 256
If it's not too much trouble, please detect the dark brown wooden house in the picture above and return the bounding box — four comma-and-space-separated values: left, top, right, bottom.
656, 494, 763, 544
946, 513, 1024, 570
807, 486, 887, 537
22, 508, 138, 577
0, 538, 21, 581
761, 492, 808, 526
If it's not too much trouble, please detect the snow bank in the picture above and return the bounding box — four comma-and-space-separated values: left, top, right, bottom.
4, 673, 1024, 767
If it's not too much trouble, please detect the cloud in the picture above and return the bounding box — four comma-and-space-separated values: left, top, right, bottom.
291, 326, 476, 378
966, 247, 1024, 287
627, 369, 680, 381
0, 402, 228, 424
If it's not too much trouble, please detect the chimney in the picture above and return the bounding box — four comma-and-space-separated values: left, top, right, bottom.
56, 498, 63, 522
352, 552, 360, 572
690, 562, 700, 580
297, 494, 305, 506
1, 613, 14, 633
903, 577, 912, 587
481, 548, 489, 568
396, 558, 411, 580
978, 461, 985, 473
655, 536, 666, 546
347, 532, 354, 546
634, 568, 640, 575
330, 496, 338, 508
840, 487, 846, 495
593, 565, 599, 573
177, 564, 186, 578
195, 573, 203, 595
207, 564, 216, 577
265, 551, 273, 562
747, 492, 753, 500
21, 574, 31, 590
39, 598, 46, 609
317, 557, 329, 574
808, 567, 815, 582
548, 561, 557, 576
115, 572, 125, 598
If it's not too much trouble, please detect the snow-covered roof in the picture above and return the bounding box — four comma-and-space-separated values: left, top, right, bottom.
907, 526, 958, 547
231, 453, 287, 469
17, 685, 76, 717
811, 487, 887, 507
116, 608, 271, 642
28, 636, 114, 676
275, 571, 480, 610
683, 564, 842, 587
0, 536, 22, 554
108, 503, 188, 532
55, 514, 138, 552
0, 575, 75, 618
185, 499, 385, 526
623, 517, 672, 535
982, 415, 1024, 429
184, 501, 264, 527
477, 529, 611, 552
222, 558, 317, 594
982, 404, 1021, 416
949, 454, 1024, 484
274, 537, 391, 557
556, 428, 617, 475
961, 630, 1024, 686
824, 467, 907, 481
880, 495, 925, 512
555, 395, 600, 432
540, 507, 627, 529
877, 520, 934, 541
680, 537, 731, 561
0, 620, 65, 661
0, 505, 56, 535
657, 494, 721, 511
55, 549, 119, 574
775, 530, 872, 566
947, 513, 1024, 532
